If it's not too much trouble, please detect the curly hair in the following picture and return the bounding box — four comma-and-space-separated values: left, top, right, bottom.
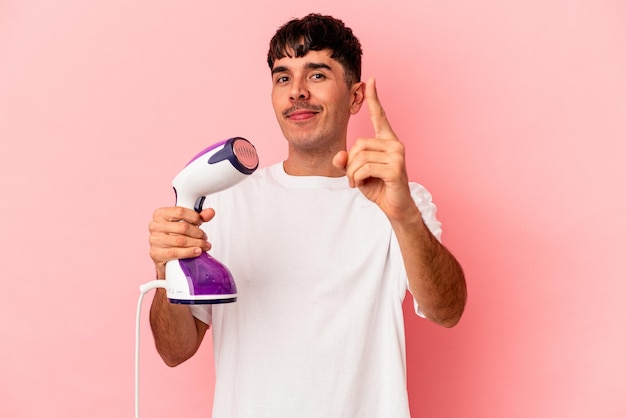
267, 13, 362, 86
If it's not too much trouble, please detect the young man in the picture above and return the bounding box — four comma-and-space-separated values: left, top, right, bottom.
148, 13, 466, 417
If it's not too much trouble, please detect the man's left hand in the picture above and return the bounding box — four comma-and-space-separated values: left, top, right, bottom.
333, 78, 417, 222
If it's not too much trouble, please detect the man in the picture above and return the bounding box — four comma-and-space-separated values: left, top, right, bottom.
148, 13, 466, 417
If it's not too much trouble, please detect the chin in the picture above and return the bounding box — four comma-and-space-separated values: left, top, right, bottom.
283, 129, 320, 147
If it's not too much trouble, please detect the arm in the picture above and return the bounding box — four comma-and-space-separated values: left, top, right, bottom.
147, 206, 214, 365
389, 203, 466, 327
149, 289, 209, 366
333, 78, 466, 327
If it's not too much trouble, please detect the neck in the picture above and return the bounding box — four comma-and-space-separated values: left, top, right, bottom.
283, 144, 345, 177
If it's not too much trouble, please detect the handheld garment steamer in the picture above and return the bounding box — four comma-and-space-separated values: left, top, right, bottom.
166, 136, 259, 304
135, 137, 258, 418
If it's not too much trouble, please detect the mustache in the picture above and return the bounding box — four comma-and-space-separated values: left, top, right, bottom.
283, 103, 323, 117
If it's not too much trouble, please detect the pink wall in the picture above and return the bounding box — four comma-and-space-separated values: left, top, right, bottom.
1, 1, 625, 417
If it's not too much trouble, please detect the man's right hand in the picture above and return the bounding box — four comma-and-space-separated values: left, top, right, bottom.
148, 207, 214, 278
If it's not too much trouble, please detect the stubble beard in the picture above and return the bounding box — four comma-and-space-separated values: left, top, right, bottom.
285, 127, 345, 161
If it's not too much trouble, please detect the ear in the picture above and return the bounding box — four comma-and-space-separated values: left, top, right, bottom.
349, 81, 366, 115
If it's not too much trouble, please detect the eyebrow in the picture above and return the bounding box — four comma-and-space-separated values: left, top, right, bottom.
271, 62, 332, 75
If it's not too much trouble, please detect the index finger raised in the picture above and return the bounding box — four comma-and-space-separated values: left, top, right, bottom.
366, 78, 396, 139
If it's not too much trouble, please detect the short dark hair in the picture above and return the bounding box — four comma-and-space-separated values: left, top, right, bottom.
267, 13, 362, 86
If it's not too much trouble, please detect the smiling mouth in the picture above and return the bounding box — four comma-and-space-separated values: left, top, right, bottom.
283, 104, 323, 119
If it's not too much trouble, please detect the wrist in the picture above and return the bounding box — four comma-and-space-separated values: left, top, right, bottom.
388, 201, 422, 226
389, 204, 430, 241
155, 266, 166, 280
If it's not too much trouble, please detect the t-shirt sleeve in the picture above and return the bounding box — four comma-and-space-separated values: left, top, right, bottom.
189, 305, 212, 326
410, 182, 442, 242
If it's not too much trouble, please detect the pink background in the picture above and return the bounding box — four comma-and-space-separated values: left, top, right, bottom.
1, 1, 625, 417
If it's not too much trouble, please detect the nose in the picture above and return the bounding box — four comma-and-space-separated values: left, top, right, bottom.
290, 79, 310, 101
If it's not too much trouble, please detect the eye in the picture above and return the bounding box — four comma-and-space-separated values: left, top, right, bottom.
310, 73, 326, 80
275, 75, 290, 84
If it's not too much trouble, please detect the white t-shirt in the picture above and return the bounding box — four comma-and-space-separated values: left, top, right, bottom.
190, 162, 442, 418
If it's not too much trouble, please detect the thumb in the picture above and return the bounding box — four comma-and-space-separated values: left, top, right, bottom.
199, 208, 216, 223
332, 150, 348, 170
